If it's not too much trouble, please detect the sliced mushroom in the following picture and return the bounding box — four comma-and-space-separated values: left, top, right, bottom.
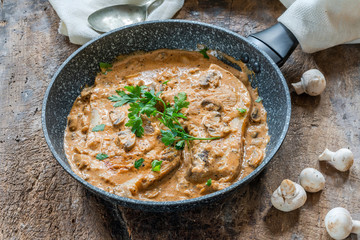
187, 148, 211, 182
203, 111, 221, 137
143, 120, 155, 134
73, 154, 90, 170
197, 150, 209, 164
109, 111, 125, 127
117, 130, 136, 152
87, 138, 101, 150
160, 148, 179, 162
247, 146, 264, 168
68, 116, 78, 131
154, 51, 168, 61
80, 113, 90, 134
144, 188, 160, 199
189, 68, 200, 75
251, 107, 261, 123
203, 111, 230, 137
250, 131, 259, 138
201, 99, 222, 111
203, 111, 221, 127
199, 70, 221, 87
80, 87, 92, 101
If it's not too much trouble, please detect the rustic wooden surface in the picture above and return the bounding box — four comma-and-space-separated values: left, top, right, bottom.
1, 0, 360, 239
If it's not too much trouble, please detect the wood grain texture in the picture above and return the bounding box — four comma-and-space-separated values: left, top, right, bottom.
1, 0, 359, 239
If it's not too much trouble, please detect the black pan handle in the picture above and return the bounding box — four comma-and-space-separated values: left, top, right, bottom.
247, 23, 298, 67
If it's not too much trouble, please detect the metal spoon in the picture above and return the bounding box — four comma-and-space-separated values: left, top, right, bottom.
88, 0, 158, 33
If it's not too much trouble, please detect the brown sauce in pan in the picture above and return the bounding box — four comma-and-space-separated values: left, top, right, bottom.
64, 49, 269, 201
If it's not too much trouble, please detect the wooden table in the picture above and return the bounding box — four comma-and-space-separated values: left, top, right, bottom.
1, 0, 360, 239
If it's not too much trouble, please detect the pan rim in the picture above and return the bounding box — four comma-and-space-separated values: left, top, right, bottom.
41, 19, 291, 211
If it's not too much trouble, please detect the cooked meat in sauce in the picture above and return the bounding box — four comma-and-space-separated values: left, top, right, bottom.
64, 49, 269, 201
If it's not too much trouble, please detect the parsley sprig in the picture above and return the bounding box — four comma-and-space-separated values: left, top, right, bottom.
108, 86, 220, 149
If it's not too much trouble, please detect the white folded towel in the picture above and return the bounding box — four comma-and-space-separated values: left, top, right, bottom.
49, 0, 184, 45
278, 0, 360, 53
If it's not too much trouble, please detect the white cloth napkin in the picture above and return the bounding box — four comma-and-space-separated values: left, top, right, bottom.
49, 0, 184, 45
278, 0, 360, 53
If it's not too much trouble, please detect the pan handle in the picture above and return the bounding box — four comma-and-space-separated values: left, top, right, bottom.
247, 23, 298, 67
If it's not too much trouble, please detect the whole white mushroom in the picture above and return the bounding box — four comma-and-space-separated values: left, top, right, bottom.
325, 207, 360, 240
292, 69, 326, 96
271, 179, 307, 212
319, 148, 354, 172
299, 168, 325, 192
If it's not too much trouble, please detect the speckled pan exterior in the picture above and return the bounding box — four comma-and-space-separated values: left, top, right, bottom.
42, 20, 291, 212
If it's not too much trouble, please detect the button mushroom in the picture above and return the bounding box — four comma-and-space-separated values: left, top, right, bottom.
292, 69, 326, 96
325, 207, 360, 240
271, 179, 307, 212
319, 148, 354, 172
299, 168, 325, 192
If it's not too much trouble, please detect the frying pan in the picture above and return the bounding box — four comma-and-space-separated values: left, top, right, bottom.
42, 20, 298, 212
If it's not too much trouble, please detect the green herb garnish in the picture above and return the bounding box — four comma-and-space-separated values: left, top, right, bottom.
255, 97, 263, 103
108, 86, 220, 149
99, 62, 113, 75
199, 47, 209, 59
134, 158, 145, 169
151, 160, 162, 172
206, 178, 212, 186
96, 153, 108, 160
237, 108, 247, 114
162, 80, 170, 85
92, 124, 105, 132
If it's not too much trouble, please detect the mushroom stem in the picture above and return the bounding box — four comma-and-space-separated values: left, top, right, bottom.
292, 81, 305, 95
319, 148, 334, 161
352, 220, 360, 234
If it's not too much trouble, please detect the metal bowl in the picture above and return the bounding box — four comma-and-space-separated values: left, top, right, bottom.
42, 20, 291, 212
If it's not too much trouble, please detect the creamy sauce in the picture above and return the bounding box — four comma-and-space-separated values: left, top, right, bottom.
64, 49, 269, 201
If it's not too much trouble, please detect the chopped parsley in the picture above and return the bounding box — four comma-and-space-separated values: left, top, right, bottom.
206, 178, 212, 186
255, 97, 263, 103
134, 158, 145, 169
162, 80, 170, 85
199, 47, 209, 59
99, 62, 113, 75
92, 124, 105, 132
108, 86, 220, 149
237, 108, 247, 114
151, 160, 162, 172
96, 153, 108, 160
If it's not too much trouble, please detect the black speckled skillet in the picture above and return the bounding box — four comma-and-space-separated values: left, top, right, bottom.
42, 20, 298, 212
